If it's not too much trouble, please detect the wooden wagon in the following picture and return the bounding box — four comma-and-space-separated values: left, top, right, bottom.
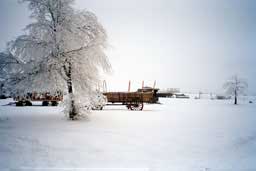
14, 91, 63, 106
103, 91, 155, 110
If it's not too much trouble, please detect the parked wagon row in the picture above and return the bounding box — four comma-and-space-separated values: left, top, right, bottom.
12, 81, 160, 110
14, 92, 63, 106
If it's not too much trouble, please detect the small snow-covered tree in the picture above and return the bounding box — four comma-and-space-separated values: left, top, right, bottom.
4, 0, 110, 119
223, 75, 248, 105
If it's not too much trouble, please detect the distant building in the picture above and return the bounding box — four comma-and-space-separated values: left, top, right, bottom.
215, 95, 231, 100
158, 88, 180, 94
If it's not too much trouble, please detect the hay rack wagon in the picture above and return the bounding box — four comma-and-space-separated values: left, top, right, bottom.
101, 81, 159, 110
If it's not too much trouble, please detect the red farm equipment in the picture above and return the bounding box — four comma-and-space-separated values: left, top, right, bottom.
14, 91, 63, 106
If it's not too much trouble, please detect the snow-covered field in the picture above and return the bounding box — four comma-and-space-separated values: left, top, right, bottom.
0, 97, 256, 171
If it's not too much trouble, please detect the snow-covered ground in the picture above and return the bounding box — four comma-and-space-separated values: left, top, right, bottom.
0, 97, 256, 171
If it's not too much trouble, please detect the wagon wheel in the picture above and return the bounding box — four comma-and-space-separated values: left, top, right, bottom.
16, 101, 24, 107
126, 104, 131, 110
42, 101, 49, 106
129, 103, 144, 111
51, 101, 58, 106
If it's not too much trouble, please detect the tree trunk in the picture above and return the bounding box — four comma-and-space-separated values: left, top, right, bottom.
66, 62, 77, 119
234, 89, 237, 105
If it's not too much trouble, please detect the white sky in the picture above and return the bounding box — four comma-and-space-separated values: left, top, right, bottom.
0, 0, 256, 93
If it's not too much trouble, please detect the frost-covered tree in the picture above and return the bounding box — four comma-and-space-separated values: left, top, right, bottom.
0, 51, 23, 94
4, 0, 110, 119
223, 75, 248, 105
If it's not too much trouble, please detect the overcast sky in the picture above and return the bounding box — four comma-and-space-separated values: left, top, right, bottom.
0, 0, 255, 93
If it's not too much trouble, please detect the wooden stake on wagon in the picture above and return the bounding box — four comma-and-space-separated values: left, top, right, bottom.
128, 80, 131, 92
153, 80, 156, 89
